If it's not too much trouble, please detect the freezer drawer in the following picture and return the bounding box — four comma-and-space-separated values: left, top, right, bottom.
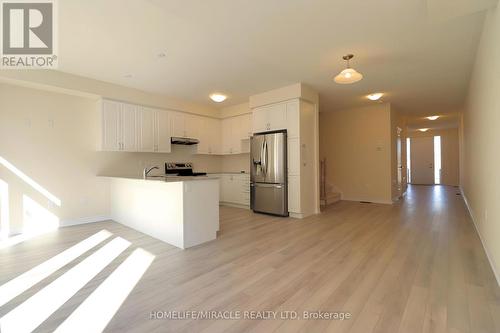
251, 183, 288, 216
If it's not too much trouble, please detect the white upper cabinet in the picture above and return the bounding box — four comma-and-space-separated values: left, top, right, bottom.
184, 114, 200, 138
155, 110, 171, 153
209, 118, 222, 154
170, 112, 186, 138
137, 107, 156, 152
221, 118, 233, 154
219, 114, 251, 155
241, 113, 252, 139
135, 107, 172, 153
101, 100, 137, 152
285, 100, 300, 138
100, 99, 251, 156
101, 100, 171, 153
252, 103, 286, 133
102, 100, 121, 151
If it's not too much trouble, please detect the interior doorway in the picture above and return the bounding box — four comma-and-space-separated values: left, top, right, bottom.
396, 127, 403, 197
407, 136, 441, 185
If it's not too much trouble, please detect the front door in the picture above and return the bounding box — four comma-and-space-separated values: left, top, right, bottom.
410, 137, 434, 184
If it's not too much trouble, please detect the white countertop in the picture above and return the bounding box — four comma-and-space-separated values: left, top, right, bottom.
100, 175, 219, 182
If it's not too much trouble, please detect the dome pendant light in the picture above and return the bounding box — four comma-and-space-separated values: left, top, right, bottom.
334, 54, 363, 84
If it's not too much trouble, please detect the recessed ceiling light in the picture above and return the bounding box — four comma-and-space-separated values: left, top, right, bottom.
418, 128, 429, 132
209, 94, 227, 103
367, 93, 383, 101
426, 115, 439, 120
334, 54, 363, 84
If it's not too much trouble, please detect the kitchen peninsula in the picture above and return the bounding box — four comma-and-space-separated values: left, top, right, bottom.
104, 176, 219, 249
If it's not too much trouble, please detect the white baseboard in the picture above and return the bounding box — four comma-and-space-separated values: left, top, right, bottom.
60, 215, 110, 227
342, 198, 394, 205
460, 187, 500, 286
219, 202, 250, 210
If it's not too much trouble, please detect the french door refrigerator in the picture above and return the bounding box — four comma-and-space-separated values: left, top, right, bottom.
250, 130, 288, 216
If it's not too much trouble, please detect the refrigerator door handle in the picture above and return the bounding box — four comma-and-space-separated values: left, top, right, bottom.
263, 139, 268, 176
261, 139, 266, 176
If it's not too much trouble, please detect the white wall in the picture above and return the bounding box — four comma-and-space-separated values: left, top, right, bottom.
407, 128, 460, 186
0, 83, 221, 235
319, 103, 393, 204
462, 5, 500, 283
0, 70, 219, 117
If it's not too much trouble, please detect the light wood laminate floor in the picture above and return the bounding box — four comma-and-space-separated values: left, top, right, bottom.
0, 185, 499, 333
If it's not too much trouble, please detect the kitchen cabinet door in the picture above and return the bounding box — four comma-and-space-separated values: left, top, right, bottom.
220, 175, 230, 202
101, 100, 121, 151
241, 113, 252, 139
155, 110, 171, 153
121, 103, 137, 151
286, 100, 300, 138
137, 107, 155, 152
230, 117, 242, 154
185, 114, 201, 138
288, 175, 300, 213
210, 119, 222, 154
170, 112, 185, 138
267, 103, 287, 131
195, 116, 210, 154
287, 138, 300, 176
221, 118, 232, 154
252, 103, 286, 133
252, 108, 267, 133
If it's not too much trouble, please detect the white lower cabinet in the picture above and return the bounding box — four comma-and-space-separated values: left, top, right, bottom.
216, 174, 250, 207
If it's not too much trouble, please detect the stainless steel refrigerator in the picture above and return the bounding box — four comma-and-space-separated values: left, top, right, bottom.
250, 130, 288, 216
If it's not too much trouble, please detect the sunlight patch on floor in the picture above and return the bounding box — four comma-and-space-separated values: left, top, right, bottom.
0, 237, 130, 333
54, 248, 155, 333
0, 230, 112, 307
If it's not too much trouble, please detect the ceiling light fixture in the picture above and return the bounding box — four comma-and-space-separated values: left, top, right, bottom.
209, 94, 227, 103
334, 54, 363, 84
367, 93, 383, 101
426, 115, 439, 120
418, 128, 429, 132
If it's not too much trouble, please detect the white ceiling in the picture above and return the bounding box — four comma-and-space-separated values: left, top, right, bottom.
58, 0, 491, 114
406, 113, 461, 131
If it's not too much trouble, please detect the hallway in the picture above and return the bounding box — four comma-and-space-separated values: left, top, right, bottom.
0, 186, 499, 332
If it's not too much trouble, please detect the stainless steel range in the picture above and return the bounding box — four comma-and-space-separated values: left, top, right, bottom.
165, 162, 207, 177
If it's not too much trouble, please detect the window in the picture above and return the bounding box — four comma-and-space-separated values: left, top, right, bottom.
434, 136, 441, 184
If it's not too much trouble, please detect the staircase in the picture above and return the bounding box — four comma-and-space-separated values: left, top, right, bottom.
320, 159, 341, 207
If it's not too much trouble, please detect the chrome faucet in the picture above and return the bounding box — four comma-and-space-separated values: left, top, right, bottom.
143, 166, 159, 179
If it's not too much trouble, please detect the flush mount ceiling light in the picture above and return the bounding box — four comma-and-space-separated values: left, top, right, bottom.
209, 94, 227, 103
367, 93, 383, 101
418, 128, 429, 132
426, 115, 439, 120
334, 54, 363, 84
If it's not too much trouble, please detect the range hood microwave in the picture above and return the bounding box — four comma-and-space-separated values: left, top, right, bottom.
171, 137, 199, 145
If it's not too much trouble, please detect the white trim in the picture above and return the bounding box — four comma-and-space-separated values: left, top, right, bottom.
341, 198, 394, 205
219, 202, 250, 210
60, 216, 110, 227
460, 187, 500, 286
